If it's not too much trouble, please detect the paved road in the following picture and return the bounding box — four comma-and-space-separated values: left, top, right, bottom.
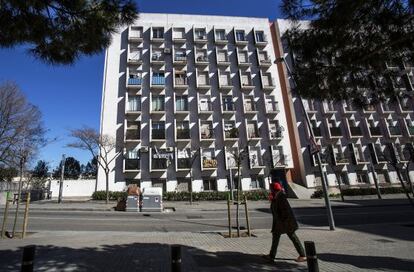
2, 203, 413, 233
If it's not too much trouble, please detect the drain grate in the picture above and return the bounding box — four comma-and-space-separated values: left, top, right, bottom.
374, 239, 394, 243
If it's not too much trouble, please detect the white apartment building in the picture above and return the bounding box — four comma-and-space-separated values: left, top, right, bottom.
98, 13, 294, 193
273, 19, 414, 189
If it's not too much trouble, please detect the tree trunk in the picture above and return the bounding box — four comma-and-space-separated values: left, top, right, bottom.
405, 163, 414, 196
105, 170, 109, 204
236, 162, 241, 237
395, 166, 414, 207
94, 174, 98, 193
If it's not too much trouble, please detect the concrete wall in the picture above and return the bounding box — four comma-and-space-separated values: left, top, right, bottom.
49, 179, 100, 198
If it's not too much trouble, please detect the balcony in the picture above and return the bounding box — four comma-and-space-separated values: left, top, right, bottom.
151, 76, 165, 88
172, 29, 186, 43
195, 54, 209, 66
127, 77, 142, 88
329, 127, 342, 138
254, 34, 267, 47
323, 103, 337, 114
128, 27, 143, 43
151, 53, 164, 65
312, 127, 323, 138
202, 158, 218, 169
125, 130, 140, 142
217, 52, 230, 66
124, 159, 140, 171
266, 103, 280, 115
200, 129, 214, 141
151, 159, 168, 171
349, 126, 363, 137
127, 54, 143, 65
270, 129, 283, 140
261, 74, 275, 91
334, 152, 350, 165
244, 103, 258, 114
173, 53, 187, 65
238, 52, 250, 67
197, 74, 210, 89
222, 104, 236, 115
240, 75, 254, 90
219, 78, 232, 90
224, 128, 239, 140
248, 130, 261, 140
198, 103, 213, 115
152, 130, 165, 140
177, 158, 191, 170
194, 32, 207, 44
235, 31, 248, 46
369, 127, 382, 137
408, 125, 414, 136
176, 129, 191, 140
258, 56, 272, 68
174, 76, 188, 89
388, 126, 402, 137
363, 105, 377, 113
215, 31, 228, 44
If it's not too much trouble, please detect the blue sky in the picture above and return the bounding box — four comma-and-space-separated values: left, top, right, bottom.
0, 0, 283, 169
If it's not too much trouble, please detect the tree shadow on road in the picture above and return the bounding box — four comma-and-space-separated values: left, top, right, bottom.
0, 242, 306, 272
319, 253, 414, 272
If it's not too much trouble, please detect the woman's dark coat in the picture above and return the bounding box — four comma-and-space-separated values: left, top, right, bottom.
271, 191, 298, 234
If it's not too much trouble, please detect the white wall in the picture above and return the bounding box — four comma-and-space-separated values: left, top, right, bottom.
49, 179, 97, 198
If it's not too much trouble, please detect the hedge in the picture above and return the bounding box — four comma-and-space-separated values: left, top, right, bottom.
311, 186, 408, 198
92, 190, 270, 201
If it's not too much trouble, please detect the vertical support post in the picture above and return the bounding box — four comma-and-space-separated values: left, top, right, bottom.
227, 194, 232, 238
22, 192, 31, 239
1, 192, 11, 239
21, 245, 36, 272
171, 245, 181, 272
304, 241, 319, 272
58, 154, 65, 204
370, 163, 382, 199
243, 194, 251, 237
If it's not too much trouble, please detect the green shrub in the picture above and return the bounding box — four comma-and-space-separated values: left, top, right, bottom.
311, 187, 408, 199
162, 190, 270, 201
92, 191, 127, 201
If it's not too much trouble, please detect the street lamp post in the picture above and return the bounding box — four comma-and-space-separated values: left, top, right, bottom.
276, 56, 335, 231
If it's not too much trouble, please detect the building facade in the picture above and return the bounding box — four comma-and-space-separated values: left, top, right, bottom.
98, 13, 294, 192
273, 19, 414, 189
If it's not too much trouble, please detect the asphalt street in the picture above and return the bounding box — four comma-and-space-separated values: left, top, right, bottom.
2, 203, 413, 233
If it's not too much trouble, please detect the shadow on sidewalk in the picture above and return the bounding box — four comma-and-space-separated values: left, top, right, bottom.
319, 253, 414, 272
0, 242, 306, 272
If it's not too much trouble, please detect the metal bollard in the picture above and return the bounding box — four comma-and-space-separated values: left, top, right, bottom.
171, 245, 182, 272
304, 241, 319, 272
21, 245, 36, 272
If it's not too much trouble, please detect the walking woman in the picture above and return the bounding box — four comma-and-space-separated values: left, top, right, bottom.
264, 182, 307, 263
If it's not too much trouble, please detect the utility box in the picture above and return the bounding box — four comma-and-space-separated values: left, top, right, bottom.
126, 195, 139, 212
141, 187, 163, 212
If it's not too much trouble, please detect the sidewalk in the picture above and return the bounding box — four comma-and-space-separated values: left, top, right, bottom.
0, 223, 413, 271
1, 194, 410, 212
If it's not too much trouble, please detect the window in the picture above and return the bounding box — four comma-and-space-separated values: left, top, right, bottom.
222, 96, 234, 111
175, 70, 187, 85
224, 121, 237, 138
203, 178, 217, 191
173, 28, 185, 39
152, 122, 165, 139
247, 122, 259, 138
265, 96, 278, 112
339, 172, 349, 185
176, 121, 190, 139
272, 146, 285, 167
153, 27, 164, 39
217, 50, 228, 62
215, 29, 226, 40
197, 71, 209, 85
241, 72, 252, 86
195, 28, 206, 39
151, 148, 172, 170
175, 95, 188, 111
200, 121, 213, 139
249, 146, 262, 167
125, 121, 140, 140
174, 49, 186, 61
202, 148, 217, 168
199, 95, 212, 111
244, 96, 255, 111
255, 31, 265, 42
238, 50, 249, 63
177, 149, 191, 169
152, 95, 165, 111
125, 148, 140, 170
128, 96, 141, 111
236, 30, 245, 41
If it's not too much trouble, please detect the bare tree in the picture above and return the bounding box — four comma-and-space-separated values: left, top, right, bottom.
0, 82, 45, 166
68, 127, 121, 204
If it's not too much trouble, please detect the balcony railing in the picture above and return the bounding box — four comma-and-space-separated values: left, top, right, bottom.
175, 77, 188, 86
152, 159, 167, 170
128, 78, 142, 85
388, 126, 402, 136
223, 104, 235, 111
202, 159, 218, 168
330, 127, 342, 137
125, 130, 140, 140
174, 55, 186, 62
335, 154, 349, 164
125, 159, 140, 170
177, 129, 190, 139
350, 126, 363, 137
177, 158, 191, 169
152, 130, 165, 139
152, 76, 165, 85
199, 103, 213, 112
225, 129, 239, 138
369, 127, 382, 136
248, 130, 260, 138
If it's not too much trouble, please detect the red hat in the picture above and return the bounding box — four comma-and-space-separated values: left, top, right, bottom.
272, 182, 282, 191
